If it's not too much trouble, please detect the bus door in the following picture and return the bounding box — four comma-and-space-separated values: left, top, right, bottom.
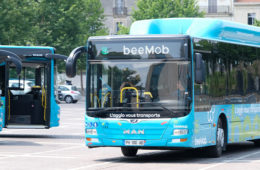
0, 50, 22, 130
6, 61, 51, 128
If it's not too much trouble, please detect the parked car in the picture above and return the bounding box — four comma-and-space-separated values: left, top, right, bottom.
9, 80, 34, 95
57, 85, 81, 103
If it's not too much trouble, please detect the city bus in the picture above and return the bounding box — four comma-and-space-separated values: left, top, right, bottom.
0, 46, 67, 131
66, 18, 260, 157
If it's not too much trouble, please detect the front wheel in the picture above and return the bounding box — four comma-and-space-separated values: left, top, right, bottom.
121, 147, 138, 157
65, 96, 73, 104
253, 139, 260, 147
206, 118, 225, 157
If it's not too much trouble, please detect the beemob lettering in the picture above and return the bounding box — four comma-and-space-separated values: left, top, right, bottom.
123, 45, 170, 55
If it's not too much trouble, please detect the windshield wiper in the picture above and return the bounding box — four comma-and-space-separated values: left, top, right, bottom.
137, 102, 177, 116
89, 107, 123, 117
122, 101, 179, 116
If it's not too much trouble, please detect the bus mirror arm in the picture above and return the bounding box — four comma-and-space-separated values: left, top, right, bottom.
195, 53, 205, 84
45, 54, 68, 61
0, 50, 22, 75
66, 46, 86, 78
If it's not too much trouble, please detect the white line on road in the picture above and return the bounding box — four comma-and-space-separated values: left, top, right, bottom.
0, 146, 82, 161
199, 150, 260, 170
31, 145, 81, 155
69, 162, 112, 170
0, 154, 75, 159
34, 141, 84, 146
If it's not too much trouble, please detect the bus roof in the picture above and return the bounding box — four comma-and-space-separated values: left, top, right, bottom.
130, 18, 260, 47
0, 45, 55, 58
0, 45, 54, 51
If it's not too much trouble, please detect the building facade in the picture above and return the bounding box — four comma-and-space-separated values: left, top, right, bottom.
100, 0, 136, 34
197, 0, 233, 21
233, 0, 260, 25
100, 0, 260, 35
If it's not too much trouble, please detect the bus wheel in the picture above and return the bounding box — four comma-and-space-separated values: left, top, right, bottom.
121, 147, 138, 157
207, 118, 225, 157
65, 96, 73, 103
253, 139, 260, 147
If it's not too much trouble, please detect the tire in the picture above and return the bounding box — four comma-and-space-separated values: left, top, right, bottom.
206, 118, 225, 158
253, 139, 260, 147
72, 100, 78, 103
121, 147, 138, 157
65, 96, 73, 104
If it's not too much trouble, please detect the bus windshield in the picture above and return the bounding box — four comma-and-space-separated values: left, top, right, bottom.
88, 60, 192, 118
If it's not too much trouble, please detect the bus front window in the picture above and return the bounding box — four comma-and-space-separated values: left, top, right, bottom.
88, 60, 191, 118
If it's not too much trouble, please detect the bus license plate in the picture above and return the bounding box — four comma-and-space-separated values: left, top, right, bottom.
125, 140, 145, 146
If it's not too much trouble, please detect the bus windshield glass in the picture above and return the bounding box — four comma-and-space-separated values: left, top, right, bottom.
88, 60, 192, 118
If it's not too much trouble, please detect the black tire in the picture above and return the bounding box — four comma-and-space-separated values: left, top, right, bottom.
121, 147, 138, 157
206, 118, 225, 158
65, 95, 73, 104
253, 139, 260, 147
72, 100, 78, 103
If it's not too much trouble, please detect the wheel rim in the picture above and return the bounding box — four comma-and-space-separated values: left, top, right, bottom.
66, 96, 72, 103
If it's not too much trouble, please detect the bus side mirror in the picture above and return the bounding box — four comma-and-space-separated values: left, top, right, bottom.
195, 53, 205, 84
66, 46, 86, 78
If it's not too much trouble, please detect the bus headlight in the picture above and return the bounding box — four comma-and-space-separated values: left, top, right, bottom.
173, 129, 188, 136
86, 129, 97, 135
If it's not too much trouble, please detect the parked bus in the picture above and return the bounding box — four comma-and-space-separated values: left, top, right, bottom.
0, 46, 67, 130
66, 18, 260, 157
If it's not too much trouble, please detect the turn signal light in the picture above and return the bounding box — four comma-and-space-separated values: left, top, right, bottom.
180, 138, 187, 142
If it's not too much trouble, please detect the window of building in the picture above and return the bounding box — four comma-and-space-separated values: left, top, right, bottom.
116, 22, 123, 33
248, 13, 256, 25
208, 0, 217, 13
115, 0, 124, 15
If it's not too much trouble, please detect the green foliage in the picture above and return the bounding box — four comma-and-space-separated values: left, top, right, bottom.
254, 19, 260, 27
0, 0, 105, 72
132, 0, 204, 21
34, 0, 105, 71
117, 24, 130, 35
0, 0, 38, 45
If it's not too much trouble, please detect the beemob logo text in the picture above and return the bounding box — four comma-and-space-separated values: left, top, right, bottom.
123, 45, 170, 55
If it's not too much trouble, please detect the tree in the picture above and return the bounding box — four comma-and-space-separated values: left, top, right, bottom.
117, 24, 130, 35
34, 0, 105, 93
254, 19, 260, 26
132, 0, 204, 21
0, 0, 105, 93
0, 0, 38, 45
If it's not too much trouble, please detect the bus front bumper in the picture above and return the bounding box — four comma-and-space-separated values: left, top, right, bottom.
85, 137, 192, 148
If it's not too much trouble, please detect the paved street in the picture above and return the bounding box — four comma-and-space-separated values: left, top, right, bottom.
0, 101, 260, 170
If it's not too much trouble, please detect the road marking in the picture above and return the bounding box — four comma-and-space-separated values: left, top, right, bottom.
0, 146, 81, 161
68, 150, 167, 170
0, 154, 75, 159
31, 146, 81, 155
34, 141, 83, 146
199, 150, 260, 170
69, 162, 112, 170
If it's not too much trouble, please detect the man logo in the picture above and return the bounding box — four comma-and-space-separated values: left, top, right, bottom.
130, 119, 139, 124
123, 129, 145, 135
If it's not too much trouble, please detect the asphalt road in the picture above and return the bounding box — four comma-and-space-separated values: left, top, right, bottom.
0, 101, 260, 170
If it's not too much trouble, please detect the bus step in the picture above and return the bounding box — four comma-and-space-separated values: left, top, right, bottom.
6, 125, 46, 129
